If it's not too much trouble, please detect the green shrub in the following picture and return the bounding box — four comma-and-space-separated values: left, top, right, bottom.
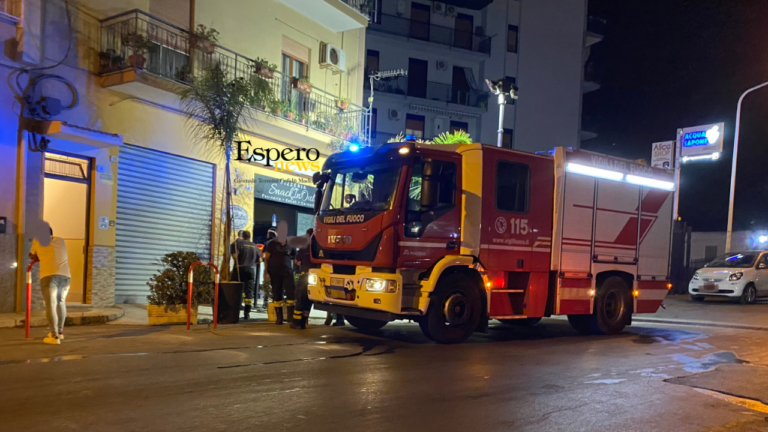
147, 251, 213, 311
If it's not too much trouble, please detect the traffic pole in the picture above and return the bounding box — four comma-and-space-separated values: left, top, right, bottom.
187, 262, 220, 331
25, 260, 38, 339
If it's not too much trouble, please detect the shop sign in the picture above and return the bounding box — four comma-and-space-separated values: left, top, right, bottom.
254, 174, 314, 208
651, 141, 674, 169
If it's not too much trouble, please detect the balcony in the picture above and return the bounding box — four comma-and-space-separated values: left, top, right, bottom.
365, 74, 489, 110
368, 13, 491, 55
278, 0, 369, 32
96, 10, 369, 146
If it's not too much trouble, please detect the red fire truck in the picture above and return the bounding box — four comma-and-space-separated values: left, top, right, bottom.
307, 142, 674, 343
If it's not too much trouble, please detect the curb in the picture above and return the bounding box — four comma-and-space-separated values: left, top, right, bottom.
0, 308, 125, 329
632, 317, 768, 332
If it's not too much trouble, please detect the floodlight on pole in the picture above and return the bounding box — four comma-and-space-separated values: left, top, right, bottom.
486, 79, 518, 148
367, 69, 407, 145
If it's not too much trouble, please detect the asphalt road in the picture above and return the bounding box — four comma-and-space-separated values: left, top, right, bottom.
2, 316, 768, 432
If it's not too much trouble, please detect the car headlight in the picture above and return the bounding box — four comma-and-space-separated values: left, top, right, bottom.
729, 272, 744, 281
693, 272, 700, 280
363, 278, 398, 293
308, 273, 319, 286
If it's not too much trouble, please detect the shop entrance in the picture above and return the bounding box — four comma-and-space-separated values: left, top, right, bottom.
43, 152, 91, 304
252, 200, 314, 245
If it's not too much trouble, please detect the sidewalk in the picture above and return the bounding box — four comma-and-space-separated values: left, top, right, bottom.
633, 294, 768, 330
110, 304, 331, 325
0, 305, 125, 329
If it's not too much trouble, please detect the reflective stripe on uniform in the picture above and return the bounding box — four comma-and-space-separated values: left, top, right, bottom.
244, 298, 253, 305
273, 300, 284, 306
286, 300, 295, 305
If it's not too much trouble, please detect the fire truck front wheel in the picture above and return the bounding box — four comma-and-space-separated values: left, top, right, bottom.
345, 316, 388, 332
419, 273, 482, 344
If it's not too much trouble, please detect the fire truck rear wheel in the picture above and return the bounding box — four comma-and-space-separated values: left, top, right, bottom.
419, 273, 481, 344
345, 316, 388, 331
499, 318, 542, 326
592, 276, 632, 335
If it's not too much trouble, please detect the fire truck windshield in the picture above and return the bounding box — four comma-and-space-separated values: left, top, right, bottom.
320, 162, 401, 213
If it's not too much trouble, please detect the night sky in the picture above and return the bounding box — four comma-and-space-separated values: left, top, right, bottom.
582, 0, 768, 232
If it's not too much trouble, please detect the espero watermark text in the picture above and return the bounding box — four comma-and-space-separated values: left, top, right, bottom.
234, 140, 321, 172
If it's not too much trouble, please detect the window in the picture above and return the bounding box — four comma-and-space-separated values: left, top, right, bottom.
758, 254, 768, 269
496, 161, 529, 213
322, 163, 401, 213
507, 25, 519, 53
366, 49, 380, 75
408, 160, 456, 210
450, 121, 469, 134
502, 128, 514, 149
454, 13, 473, 50
410, 2, 431, 41
282, 53, 307, 79
405, 114, 425, 139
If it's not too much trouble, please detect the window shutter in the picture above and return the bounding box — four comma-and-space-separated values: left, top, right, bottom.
150, 0, 190, 30
282, 36, 310, 65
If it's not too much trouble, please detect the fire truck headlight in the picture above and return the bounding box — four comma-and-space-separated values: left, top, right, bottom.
308, 273, 319, 286
363, 278, 397, 293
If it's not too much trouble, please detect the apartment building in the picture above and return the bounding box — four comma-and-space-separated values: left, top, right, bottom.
0, 0, 369, 310
363, 0, 602, 152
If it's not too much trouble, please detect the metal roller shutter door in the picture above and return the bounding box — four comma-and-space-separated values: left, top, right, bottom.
115, 145, 214, 303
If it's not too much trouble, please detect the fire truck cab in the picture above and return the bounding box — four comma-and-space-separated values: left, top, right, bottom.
308, 141, 674, 343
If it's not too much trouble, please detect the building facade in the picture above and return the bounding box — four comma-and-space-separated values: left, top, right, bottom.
363, 0, 602, 151
0, 0, 370, 310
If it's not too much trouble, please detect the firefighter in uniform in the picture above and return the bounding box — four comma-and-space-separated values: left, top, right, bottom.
230, 231, 260, 320
263, 221, 295, 325
291, 228, 314, 329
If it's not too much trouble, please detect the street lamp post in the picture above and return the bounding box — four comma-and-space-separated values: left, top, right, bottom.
725, 81, 768, 252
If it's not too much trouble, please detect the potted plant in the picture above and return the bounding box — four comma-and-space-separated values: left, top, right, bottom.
174, 64, 192, 83
178, 64, 257, 323
335, 97, 349, 110
251, 71, 276, 110
98, 49, 125, 73
193, 24, 219, 55
291, 76, 312, 95
300, 112, 309, 125
253, 57, 277, 79
122, 33, 154, 69
146, 251, 213, 325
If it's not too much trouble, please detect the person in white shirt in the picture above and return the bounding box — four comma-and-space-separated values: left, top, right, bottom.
29, 228, 71, 345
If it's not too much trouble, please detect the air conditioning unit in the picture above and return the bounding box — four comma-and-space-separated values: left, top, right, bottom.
319, 42, 346, 73
436, 60, 447, 71
445, 5, 457, 17
396, 0, 406, 15
434, 116, 449, 136
388, 109, 400, 120
432, 2, 445, 14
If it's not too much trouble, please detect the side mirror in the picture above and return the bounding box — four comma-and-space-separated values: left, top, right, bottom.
759, 263, 767, 270
313, 188, 323, 214
420, 159, 437, 209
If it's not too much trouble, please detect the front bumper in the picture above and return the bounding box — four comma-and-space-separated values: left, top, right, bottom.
308, 265, 403, 315
688, 279, 746, 297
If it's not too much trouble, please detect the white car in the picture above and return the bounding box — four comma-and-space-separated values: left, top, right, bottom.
689, 251, 768, 304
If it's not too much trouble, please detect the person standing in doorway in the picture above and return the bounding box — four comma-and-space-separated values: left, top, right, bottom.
230, 230, 260, 320
263, 222, 295, 325
29, 228, 71, 345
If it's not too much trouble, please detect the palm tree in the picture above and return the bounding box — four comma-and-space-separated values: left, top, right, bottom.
178, 64, 257, 281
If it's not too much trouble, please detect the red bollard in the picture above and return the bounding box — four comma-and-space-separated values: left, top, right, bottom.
187, 262, 220, 331
25, 260, 39, 339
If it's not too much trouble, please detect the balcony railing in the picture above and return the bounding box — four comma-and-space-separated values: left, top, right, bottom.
368, 12, 491, 54
366, 74, 489, 109
340, 0, 374, 20
98, 9, 370, 147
